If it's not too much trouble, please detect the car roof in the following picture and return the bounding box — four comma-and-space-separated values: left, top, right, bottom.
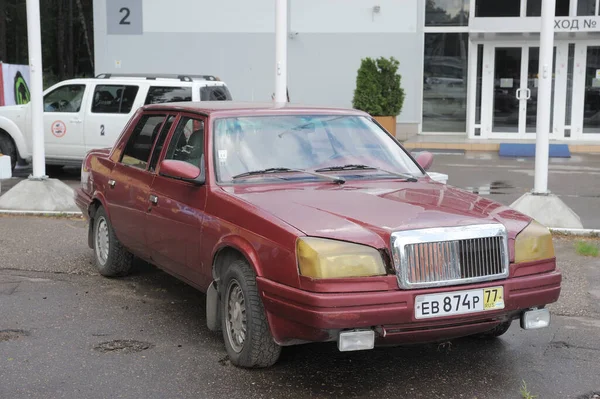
53, 77, 228, 87
141, 101, 370, 117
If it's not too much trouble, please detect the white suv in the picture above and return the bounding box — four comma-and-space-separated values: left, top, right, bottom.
0, 73, 232, 171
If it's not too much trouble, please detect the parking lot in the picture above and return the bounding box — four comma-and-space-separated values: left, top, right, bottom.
1, 215, 600, 399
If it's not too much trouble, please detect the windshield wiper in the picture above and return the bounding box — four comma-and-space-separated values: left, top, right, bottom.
314, 164, 418, 182
231, 167, 345, 184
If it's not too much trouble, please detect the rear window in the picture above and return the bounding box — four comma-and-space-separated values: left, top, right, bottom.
91, 85, 139, 114
145, 86, 192, 105
200, 85, 232, 101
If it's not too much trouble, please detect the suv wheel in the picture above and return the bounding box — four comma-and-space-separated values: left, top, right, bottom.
0, 133, 17, 171
93, 206, 133, 277
220, 259, 281, 368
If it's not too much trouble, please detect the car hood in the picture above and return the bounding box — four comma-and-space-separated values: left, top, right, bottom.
223, 180, 531, 248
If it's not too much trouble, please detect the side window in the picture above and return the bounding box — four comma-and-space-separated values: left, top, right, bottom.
163, 116, 205, 168
43, 84, 86, 113
121, 115, 166, 170
91, 85, 139, 114
200, 85, 232, 101
145, 86, 192, 105
148, 115, 176, 172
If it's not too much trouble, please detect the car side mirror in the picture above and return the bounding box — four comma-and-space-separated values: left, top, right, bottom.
159, 159, 205, 185
415, 151, 433, 171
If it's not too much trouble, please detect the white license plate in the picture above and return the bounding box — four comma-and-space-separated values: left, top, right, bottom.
414, 286, 504, 319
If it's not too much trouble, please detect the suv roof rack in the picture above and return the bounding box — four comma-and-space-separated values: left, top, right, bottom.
95, 73, 220, 82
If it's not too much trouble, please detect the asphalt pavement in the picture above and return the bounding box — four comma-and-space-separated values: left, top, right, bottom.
1, 216, 600, 399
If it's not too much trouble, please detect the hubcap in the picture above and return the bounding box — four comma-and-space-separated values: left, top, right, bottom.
95, 217, 109, 266
225, 280, 247, 353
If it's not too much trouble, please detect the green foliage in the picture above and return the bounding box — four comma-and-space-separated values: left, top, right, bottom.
575, 241, 599, 257
352, 56, 405, 116
520, 380, 538, 399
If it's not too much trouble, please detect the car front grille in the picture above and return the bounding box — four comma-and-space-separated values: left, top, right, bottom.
391, 224, 509, 289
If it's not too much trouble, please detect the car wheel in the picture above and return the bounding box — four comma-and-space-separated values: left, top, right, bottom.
220, 259, 281, 368
0, 132, 17, 171
472, 320, 512, 339
93, 206, 133, 277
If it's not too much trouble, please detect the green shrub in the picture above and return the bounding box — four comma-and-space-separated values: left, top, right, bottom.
352, 56, 405, 116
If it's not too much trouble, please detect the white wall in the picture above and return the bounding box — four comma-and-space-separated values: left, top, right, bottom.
94, 0, 423, 124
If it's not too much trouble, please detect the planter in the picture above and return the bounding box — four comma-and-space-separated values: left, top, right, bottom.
374, 115, 397, 137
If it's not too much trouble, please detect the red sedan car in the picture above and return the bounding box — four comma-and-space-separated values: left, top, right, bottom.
75, 102, 561, 368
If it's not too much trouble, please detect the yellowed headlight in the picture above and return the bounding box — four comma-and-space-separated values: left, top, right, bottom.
296, 237, 386, 279
515, 220, 555, 263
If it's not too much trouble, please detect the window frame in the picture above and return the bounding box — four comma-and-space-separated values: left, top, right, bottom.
144, 85, 193, 105
90, 84, 140, 114
43, 84, 87, 113
155, 112, 209, 181
119, 112, 169, 171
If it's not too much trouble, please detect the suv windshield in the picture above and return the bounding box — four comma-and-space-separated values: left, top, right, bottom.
213, 115, 424, 183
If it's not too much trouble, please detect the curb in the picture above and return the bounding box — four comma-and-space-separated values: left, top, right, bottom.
0, 210, 83, 217
550, 228, 600, 238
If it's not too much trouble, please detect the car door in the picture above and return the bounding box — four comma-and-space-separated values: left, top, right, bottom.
40, 83, 87, 161
145, 114, 209, 287
84, 83, 141, 153
104, 112, 175, 257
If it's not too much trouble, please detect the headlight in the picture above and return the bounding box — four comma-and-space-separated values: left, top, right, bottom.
514, 220, 555, 263
296, 237, 386, 279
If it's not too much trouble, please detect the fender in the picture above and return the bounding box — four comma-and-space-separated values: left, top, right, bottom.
212, 234, 264, 278
0, 115, 30, 160
206, 234, 263, 332
87, 191, 111, 249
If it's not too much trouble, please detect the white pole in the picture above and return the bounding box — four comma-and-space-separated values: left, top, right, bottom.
533, 0, 556, 194
274, 0, 287, 103
26, 0, 46, 179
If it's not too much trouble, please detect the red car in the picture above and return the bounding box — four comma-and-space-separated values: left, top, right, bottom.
75, 102, 561, 368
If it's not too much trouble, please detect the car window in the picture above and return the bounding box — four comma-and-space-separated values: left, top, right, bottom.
43, 84, 86, 113
213, 115, 424, 183
145, 86, 192, 105
200, 85, 232, 101
148, 115, 176, 172
121, 115, 166, 170
91, 84, 139, 114
164, 116, 205, 168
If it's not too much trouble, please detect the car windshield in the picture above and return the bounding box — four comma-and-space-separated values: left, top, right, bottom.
213, 114, 424, 184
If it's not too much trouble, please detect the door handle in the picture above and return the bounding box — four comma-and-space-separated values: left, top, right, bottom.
515, 88, 522, 100
70, 118, 83, 124
525, 88, 531, 100
108, 179, 116, 188
149, 194, 158, 205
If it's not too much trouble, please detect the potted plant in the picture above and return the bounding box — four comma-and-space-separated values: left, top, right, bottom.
352, 56, 405, 137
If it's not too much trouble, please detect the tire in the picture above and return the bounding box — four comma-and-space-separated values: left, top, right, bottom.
0, 132, 17, 171
92, 206, 134, 277
46, 164, 64, 176
220, 259, 281, 368
472, 320, 512, 339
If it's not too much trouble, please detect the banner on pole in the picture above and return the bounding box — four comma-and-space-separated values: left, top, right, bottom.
0, 63, 32, 106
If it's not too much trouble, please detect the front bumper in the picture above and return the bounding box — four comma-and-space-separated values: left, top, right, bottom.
258, 269, 561, 346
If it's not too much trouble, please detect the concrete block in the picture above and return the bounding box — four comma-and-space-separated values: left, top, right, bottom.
510, 192, 583, 229
0, 178, 79, 212
0, 155, 12, 179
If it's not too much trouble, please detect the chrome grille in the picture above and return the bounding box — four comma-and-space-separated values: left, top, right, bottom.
391, 224, 509, 289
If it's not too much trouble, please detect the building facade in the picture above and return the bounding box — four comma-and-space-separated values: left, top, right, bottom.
93, 0, 600, 142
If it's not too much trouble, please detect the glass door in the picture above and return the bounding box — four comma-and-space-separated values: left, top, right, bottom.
491, 47, 522, 133
572, 43, 600, 140
482, 43, 557, 139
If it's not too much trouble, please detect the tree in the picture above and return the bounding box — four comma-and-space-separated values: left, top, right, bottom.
352, 56, 405, 117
